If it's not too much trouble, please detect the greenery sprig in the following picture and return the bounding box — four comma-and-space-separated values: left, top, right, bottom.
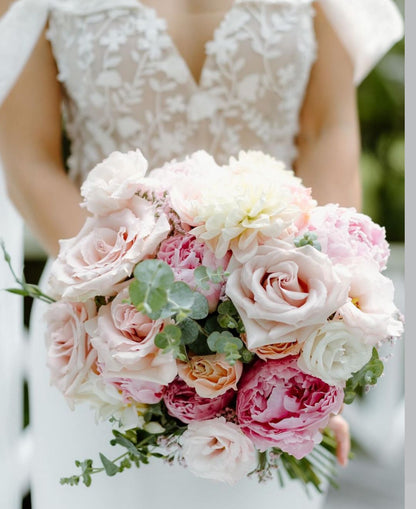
344, 348, 384, 404
0, 240, 55, 303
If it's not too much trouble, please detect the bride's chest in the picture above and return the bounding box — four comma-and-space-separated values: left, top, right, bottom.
47, 0, 316, 97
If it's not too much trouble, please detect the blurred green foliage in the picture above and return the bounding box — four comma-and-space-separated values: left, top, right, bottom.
358, 0, 404, 241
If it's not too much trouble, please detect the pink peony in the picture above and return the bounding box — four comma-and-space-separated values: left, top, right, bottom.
226, 239, 350, 349
157, 233, 230, 311
298, 204, 390, 271
163, 377, 235, 424
181, 417, 257, 484
236, 358, 344, 459
47, 197, 171, 301
86, 287, 177, 385
45, 300, 97, 405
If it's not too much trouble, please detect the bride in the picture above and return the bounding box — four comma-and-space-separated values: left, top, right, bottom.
0, 1, 403, 508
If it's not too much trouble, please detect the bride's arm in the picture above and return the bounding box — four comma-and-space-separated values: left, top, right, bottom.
0, 4, 87, 257
294, 2, 361, 211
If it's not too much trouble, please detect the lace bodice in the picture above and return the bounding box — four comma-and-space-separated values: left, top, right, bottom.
44, 0, 315, 184
0, 0, 404, 185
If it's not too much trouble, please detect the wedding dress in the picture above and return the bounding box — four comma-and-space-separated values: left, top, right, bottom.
0, 1, 403, 508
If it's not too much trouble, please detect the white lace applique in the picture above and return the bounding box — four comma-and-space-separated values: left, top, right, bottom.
46, 0, 317, 184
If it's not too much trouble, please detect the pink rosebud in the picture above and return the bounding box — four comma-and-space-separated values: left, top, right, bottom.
236, 358, 344, 459
163, 377, 234, 424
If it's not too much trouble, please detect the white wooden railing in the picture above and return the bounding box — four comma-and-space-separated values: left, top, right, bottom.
0, 164, 32, 509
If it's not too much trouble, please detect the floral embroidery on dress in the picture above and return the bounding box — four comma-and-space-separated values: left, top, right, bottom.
46, 0, 316, 185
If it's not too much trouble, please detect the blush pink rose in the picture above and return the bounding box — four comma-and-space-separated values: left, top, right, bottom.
80, 149, 150, 215
45, 300, 97, 405
157, 233, 230, 311
336, 259, 404, 345
298, 204, 390, 271
177, 354, 243, 398
106, 378, 164, 404
226, 239, 350, 349
163, 377, 235, 424
86, 287, 177, 385
47, 197, 171, 301
181, 417, 257, 484
236, 358, 344, 459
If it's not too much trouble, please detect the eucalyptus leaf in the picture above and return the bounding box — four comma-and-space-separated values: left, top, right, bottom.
99, 453, 120, 476
189, 292, 209, 320
178, 319, 199, 345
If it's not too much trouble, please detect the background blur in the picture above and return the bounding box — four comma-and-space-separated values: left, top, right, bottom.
20, 1, 405, 508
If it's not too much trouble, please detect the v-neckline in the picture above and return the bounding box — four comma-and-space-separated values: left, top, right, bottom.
135, 1, 237, 88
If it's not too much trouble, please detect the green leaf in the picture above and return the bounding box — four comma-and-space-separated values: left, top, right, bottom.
134, 259, 174, 287
218, 300, 238, 316
344, 348, 384, 404
169, 282, 195, 309
99, 453, 120, 477
5, 288, 28, 297
154, 325, 182, 350
178, 318, 199, 345
193, 266, 210, 291
217, 314, 238, 329
129, 279, 168, 316
189, 292, 209, 320
111, 430, 141, 458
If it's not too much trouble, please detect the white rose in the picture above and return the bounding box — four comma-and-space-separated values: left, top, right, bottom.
75, 373, 147, 430
181, 417, 257, 484
298, 321, 373, 386
81, 149, 149, 215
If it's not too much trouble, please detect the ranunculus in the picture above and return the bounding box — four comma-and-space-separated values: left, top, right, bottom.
181, 417, 257, 484
298, 321, 373, 386
226, 239, 350, 349
80, 149, 150, 215
106, 377, 164, 404
86, 287, 177, 385
336, 259, 404, 345
177, 354, 243, 398
298, 204, 390, 271
163, 377, 234, 423
253, 340, 302, 361
45, 300, 97, 406
236, 358, 344, 458
47, 197, 171, 301
157, 233, 230, 311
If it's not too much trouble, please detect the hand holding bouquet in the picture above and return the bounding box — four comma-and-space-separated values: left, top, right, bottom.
3, 149, 403, 490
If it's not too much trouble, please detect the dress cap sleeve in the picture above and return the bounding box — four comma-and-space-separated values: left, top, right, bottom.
0, 0, 50, 106
318, 0, 404, 84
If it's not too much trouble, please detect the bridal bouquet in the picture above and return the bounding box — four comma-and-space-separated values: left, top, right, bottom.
3, 149, 403, 490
